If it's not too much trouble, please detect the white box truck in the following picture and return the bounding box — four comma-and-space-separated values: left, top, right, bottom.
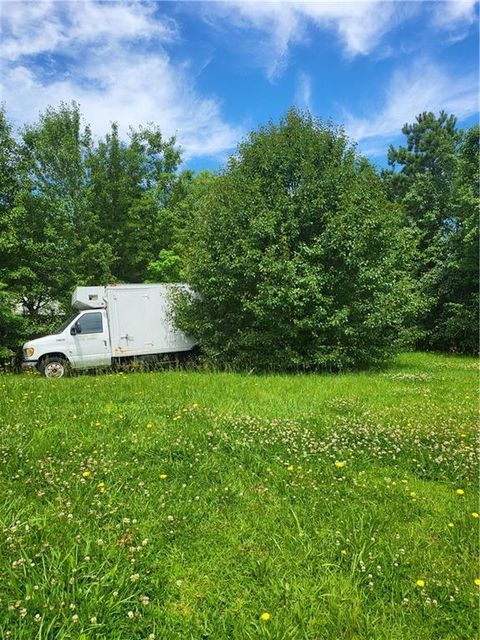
22, 284, 196, 378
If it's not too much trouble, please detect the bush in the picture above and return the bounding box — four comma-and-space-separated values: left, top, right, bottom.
176, 109, 420, 371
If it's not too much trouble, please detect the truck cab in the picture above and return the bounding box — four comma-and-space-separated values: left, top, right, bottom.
23, 287, 111, 378
23, 309, 112, 378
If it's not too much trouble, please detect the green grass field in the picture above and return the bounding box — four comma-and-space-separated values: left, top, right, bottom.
0, 352, 478, 639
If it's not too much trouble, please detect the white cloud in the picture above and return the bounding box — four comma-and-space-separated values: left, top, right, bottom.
0, 1, 241, 160
431, 0, 478, 29
295, 71, 312, 111
343, 58, 479, 143
1, 0, 177, 61
202, 1, 410, 80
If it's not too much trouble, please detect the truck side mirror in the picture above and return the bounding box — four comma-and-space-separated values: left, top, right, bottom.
71, 322, 81, 335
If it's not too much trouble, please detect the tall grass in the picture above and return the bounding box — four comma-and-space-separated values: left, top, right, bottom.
0, 352, 478, 639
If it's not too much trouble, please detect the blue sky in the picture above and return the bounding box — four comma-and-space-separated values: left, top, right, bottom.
1, 1, 478, 172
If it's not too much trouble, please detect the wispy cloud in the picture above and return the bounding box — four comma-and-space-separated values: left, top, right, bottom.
0, 1, 241, 160
295, 71, 312, 111
202, 1, 413, 80
343, 58, 478, 144
430, 0, 478, 29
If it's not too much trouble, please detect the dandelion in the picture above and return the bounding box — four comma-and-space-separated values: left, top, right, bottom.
260, 612, 271, 621
455, 489, 464, 495
97, 482, 106, 492
471, 512, 479, 518
82, 471, 91, 478
335, 461, 346, 469
474, 578, 480, 587
447, 522, 454, 528
416, 579, 425, 588
159, 474, 168, 479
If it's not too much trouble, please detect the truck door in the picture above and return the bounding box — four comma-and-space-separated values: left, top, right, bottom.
68, 310, 111, 368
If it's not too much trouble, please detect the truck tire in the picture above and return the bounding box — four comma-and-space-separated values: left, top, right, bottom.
39, 356, 69, 379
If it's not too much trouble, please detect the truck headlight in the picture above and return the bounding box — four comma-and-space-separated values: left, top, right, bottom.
25, 347, 35, 358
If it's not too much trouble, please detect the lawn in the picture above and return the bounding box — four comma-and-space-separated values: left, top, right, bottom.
0, 352, 478, 639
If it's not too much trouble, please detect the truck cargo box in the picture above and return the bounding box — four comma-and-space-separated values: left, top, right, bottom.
105, 284, 195, 357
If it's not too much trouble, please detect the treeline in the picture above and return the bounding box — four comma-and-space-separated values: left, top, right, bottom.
0, 104, 478, 368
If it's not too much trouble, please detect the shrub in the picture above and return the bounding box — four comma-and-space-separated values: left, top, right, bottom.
177, 109, 420, 371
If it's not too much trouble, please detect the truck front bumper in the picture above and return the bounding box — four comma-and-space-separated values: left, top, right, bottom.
22, 360, 39, 373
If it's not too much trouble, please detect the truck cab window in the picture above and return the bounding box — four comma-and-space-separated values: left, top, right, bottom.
77, 312, 103, 334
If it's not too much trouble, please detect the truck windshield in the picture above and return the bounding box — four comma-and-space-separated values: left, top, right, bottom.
53, 314, 79, 335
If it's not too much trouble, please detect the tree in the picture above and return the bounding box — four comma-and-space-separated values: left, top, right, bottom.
89, 123, 182, 282
177, 109, 419, 371
386, 112, 478, 353
427, 126, 479, 353
145, 170, 216, 282
7, 102, 113, 316
0, 107, 20, 269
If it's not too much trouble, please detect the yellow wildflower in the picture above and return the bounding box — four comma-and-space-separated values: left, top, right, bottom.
335, 461, 346, 469
455, 489, 465, 495
260, 612, 271, 622
82, 471, 91, 478
97, 482, 106, 492
475, 578, 480, 586
447, 522, 454, 528
159, 474, 168, 479
287, 465, 294, 472
416, 579, 425, 588
471, 512, 479, 518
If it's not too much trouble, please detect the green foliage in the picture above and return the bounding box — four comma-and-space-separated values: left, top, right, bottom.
0, 283, 21, 358
386, 113, 478, 353
147, 249, 183, 283
3, 102, 113, 315
89, 122, 182, 281
0, 352, 478, 638
178, 109, 420, 371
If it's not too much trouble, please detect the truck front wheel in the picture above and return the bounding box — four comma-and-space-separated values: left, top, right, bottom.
39, 356, 69, 378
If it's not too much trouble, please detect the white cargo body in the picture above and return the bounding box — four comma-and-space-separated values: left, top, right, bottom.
104, 284, 194, 357
22, 283, 196, 377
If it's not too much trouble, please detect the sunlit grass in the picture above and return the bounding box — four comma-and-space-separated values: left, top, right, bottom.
0, 352, 478, 639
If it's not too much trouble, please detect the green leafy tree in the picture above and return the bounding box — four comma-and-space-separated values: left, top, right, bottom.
177, 109, 419, 371
7, 102, 113, 316
0, 283, 21, 358
0, 107, 20, 270
386, 112, 478, 353
147, 249, 183, 283
89, 123, 182, 281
